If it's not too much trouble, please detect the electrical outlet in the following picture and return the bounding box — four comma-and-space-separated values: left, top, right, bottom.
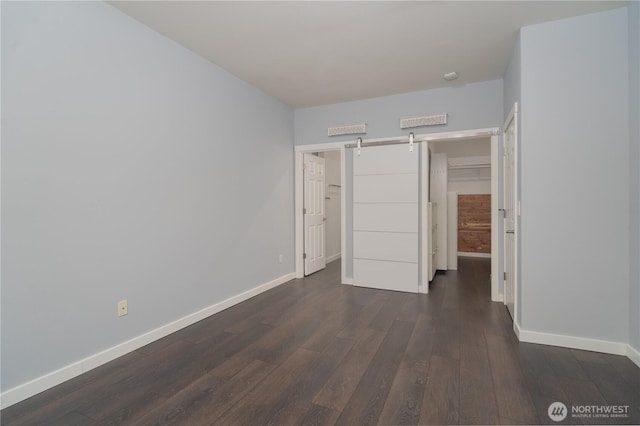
279, 254, 283, 264
117, 300, 128, 317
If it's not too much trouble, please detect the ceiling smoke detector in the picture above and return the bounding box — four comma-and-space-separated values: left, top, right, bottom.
443, 71, 458, 81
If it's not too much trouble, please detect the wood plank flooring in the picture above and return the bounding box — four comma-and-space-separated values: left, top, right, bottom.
2, 258, 639, 425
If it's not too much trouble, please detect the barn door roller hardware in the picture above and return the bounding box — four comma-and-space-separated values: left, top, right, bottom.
348, 133, 416, 154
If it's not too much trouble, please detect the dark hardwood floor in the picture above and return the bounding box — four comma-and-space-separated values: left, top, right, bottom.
2, 258, 639, 425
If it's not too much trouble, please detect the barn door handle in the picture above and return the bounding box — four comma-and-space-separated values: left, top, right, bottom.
506, 230, 515, 234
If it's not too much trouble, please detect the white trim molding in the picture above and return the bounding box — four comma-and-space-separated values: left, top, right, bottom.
420, 143, 430, 293
326, 253, 342, 263
517, 327, 628, 356
490, 133, 501, 303
294, 141, 345, 152
515, 322, 639, 367
626, 345, 640, 368
340, 145, 347, 285
295, 151, 305, 278
513, 319, 522, 338
0, 272, 295, 409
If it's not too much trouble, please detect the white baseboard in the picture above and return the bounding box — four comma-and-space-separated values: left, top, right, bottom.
513, 320, 521, 338
342, 277, 354, 285
517, 327, 628, 356
0, 272, 295, 410
326, 253, 342, 263
492, 293, 504, 303
501, 321, 638, 368
457, 252, 491, 258
626, 344, 640, 368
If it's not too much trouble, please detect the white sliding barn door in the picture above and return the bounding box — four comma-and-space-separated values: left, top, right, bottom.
353, 144, 419, 293
304, 154, 326, 276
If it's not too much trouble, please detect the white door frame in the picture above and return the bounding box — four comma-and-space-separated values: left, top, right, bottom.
295, 142, 345, 281
293, 127, 502, 301
420, 145, 430, 292
490, 133, 502, 302
503, 102, 519, 324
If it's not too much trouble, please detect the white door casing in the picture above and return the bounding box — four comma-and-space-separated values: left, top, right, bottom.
490, 135, 501, 302
304, 154, 326, 275
430, 152, 448, 271
353, 144, 419, 293
447, 192, 458, 270
427, 202, 436, 281
420, 142, 430, 293
503, 104, 519, 318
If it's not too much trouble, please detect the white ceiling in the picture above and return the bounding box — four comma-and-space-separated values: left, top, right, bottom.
109, 1, 626, 108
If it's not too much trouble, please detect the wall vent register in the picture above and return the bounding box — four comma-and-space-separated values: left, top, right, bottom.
327, 123, 367, 137
400, 113, 447, 129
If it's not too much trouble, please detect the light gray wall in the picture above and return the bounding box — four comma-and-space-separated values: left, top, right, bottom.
503, 33, 521, 122
1, 1, 294, 392
629, 1, 640, 352
519, 7, 630, 342
502, 33, 521, 322
294, 79, 504, 146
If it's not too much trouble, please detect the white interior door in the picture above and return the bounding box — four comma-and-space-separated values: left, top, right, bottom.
503, 105, 518, 317
353, 144, 419, 293
304, 154, 326, 276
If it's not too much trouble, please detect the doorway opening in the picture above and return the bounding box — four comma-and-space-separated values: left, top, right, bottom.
301, 150, 342, 276
429, 137, 492, 262
425, 135, 501, 301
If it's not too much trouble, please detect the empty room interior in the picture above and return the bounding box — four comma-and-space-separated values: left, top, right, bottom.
1, 1, 639, 425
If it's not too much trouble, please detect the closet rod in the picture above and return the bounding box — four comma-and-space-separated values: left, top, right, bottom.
449, 164, 491, 170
